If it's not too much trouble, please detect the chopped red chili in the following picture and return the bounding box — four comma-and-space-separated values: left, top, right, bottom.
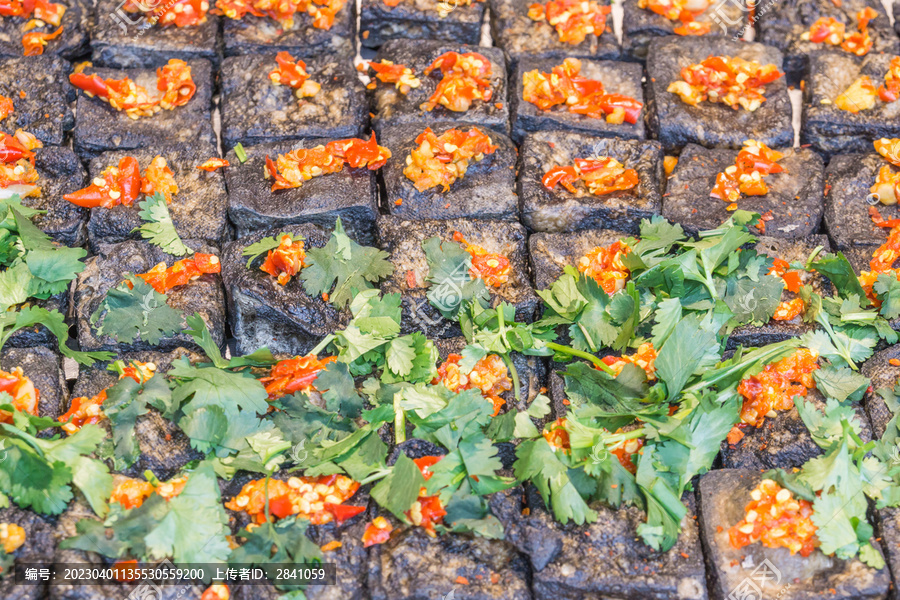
542, 157, 639, 197
226, 475, 361, 525
403, 127, 497, 192
137, 253, 221, 294
667, 56, 783, 111
265, 134, 390, 191
638, 0, 713, 36
0, 96, 13, 121
260, 234, 307, 286
269, 51, 321, 98
213, 0, 346, 30
197, 158, 230, 171
0, 367, 38, 424
451, 231, 511, 288
362, 516, 393, 547
878, 57, 900, 103
123, 0, 210, 27
729, 479, 819, 557
420, 52, 492, 113
528, 0, 611, 44
434, 353, 512, 416
260, 354, 337, 399
64, 155, 176, 209
363, 60, 421, 95
710, 140, 783, 202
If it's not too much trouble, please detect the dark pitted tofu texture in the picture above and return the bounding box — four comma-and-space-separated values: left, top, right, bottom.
435, 337, 548, 420
758, 0, 897, 81
494, 486, 708, 600
71, 348, 206, 480
72, 59, 216, 159
645, 36, 793, 153
359, 0, 485, 48
662, 144, 824, 239
221, 54, 368, 148
221, 224, 350, 357
722, 387, 873, 471
511, 58, 645, 143
382, 123, 518, 222
621, 0, 748, 62
73, 239, 226, 352
83, 143, 229, 252
489, 0, 619, 66
727, 235, 832, 350
372, 40, 510, 136
861, 345, 900, 440
802, 53, 900, 158
91, 0, 221, 68
519, 131, 664, 235
698, 469, 891, 600
23, 145, 88, 247
4, 292, 68, 350
0, 504, 56, 600
224, 140, 379, 244
377, 215, 539, 339
222, 5, 355, 59
0, 56, 74, 146
0, 346, 67, 421
0, 0, 89, 59
824, 153, 892, 251
528, 228, 627, 291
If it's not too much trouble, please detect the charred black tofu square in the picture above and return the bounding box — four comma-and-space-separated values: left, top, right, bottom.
495, 487, 707, 600
371, 40, 509, 135
519, 131, 664, 235
5, 292, 69, 350
224, 140, 379, 244
757, 0, 897, 81
0, 505, 55, 600
73, 239, 226, 352
621, 0, 749, 62
90, 0, 222, 68
359, 0, 486, 48
79, 143, 229, 252
511, 57, 645, 143
20, 145, 89, 247
489, 0, 619, 66
68, 348, 205, 479
221, 0, 355, 59
381, 123, 518, 222
662, 144, 825, 239
645, 36, 793, 152
699, 469, 891, 600
221, 224, 350, 357
0, 56, 73, 146
377, 215, 539, 339
0, 346, 67, 420
72, 59, 216, 159
726, 235, 832, 351
220, 54, 368, 149
802, 53, 900, 158
824, 152, 896, 251
528, 228, 628, 291
0, 0, 89, 59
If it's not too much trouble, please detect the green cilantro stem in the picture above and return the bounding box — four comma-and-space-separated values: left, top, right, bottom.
394, 392, 406, 444
545, 342, 616, 376
310, 334, 335, 357
109, 360, 126, 377
500, 353, 521, 403
603, 427, 646, 445
805, 245, 824, 270
234, 143, 248, 163
357, 468, 392, 486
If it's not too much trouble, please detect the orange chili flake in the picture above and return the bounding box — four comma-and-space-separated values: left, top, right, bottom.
403, 127, 497, 192
609, 431, 644, 474
522, 58, 642, 124
638, 0, 712, 35
835, 75, 878, 113
663, 156, 678, 176
123, 0, 209, 27
197, 157, 229, 172
728, 349, 818, 444
891, 358, 900, 366
364, 60, 421, 94
841, 7, 878, 56
667, 56, 783, 111
321, 540, 342, 552
434, 353, 512, 416
599, 342, 658, 380
260, 234, 307, 285
137, 253, 221, 294
68, 59, 195, 118
0, 367, 38, 424
259, 354, 336, 399
363, 516, 394, 547
768, 257, 805, 320
265, 134, 390, 192
59, 361, 156, 434
0, 131, 41, 199
21, 24, 63, 56
109, 473, 188, 510
870, 138, 900, 206
710, 140, 784, 202
63, 155, 143, 209
420, 52, 492, 113
528, 0, 610, 44
226, 475, 363, 525
542, 157, 640, 197
269, 51, 321, 98
456, 576, 470, 585
214, 0, 346, 30
406, 456, 447, 535
878, 57, 900, 103
576, 241, 631, 294
543, 418, 570, 452
0, 96, 13, 121
451, 231, 511, 287
200, 584, 230, 600
0, 522, 25, 554
141, 155, 179, 203
728, 479, 819, 557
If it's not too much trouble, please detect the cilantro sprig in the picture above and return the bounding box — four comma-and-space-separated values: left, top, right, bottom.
133, 192, 193, 256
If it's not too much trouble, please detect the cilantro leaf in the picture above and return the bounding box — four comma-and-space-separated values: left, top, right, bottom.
301, 218, 394, 308
133, 192, 193, 256
813, 365, 870, 404
102, 376, 150, 469
91, 276, 183, 345
0, 306, 112, 365
168, 358, 269, 415
13, 208, 87, 298
874, 274, 900, 320
811, 252, 869, 306
370, 452, 425, 521
423, 235, 489, 319
513, 438, 597, 525
242, 232, 303, 268
654, 313, 720, 400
